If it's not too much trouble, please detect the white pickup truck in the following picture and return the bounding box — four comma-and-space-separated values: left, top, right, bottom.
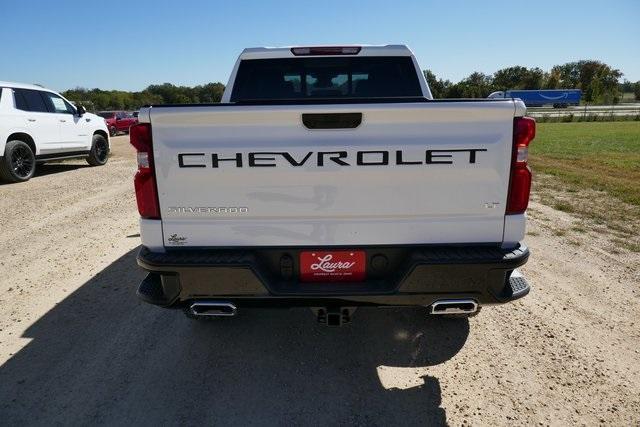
131, 45, 534, 325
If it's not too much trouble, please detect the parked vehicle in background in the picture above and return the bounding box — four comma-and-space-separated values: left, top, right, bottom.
132, 111, 139, 118
0, 81, 110, 183
488, 89, 582, 108
130, 45, 535, 326
97, 111, 138, 136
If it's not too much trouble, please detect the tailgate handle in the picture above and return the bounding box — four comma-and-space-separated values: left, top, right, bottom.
302, 113, 362, 129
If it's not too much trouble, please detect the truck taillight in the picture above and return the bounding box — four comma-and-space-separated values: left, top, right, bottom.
506, 117, 536, 214
130, 123, 160, 219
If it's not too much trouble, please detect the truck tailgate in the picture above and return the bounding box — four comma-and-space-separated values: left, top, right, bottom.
149, 101, 517, 247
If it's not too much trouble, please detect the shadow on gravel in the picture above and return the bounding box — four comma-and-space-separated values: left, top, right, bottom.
34, 162, 90, 178
0, 248, 469, 426
0, 163, 88, 186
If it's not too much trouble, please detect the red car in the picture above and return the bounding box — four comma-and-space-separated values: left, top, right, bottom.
98, 111, 138, 136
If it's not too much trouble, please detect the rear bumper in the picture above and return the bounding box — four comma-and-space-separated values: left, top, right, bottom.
135, 243, 530, 309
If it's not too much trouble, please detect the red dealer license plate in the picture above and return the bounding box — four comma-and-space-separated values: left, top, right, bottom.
300, 251, 366, 282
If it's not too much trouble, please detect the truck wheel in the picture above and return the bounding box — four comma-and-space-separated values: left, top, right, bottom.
0, 140, 36, 183
109, 126, 117, 137
86, 134, 110, 166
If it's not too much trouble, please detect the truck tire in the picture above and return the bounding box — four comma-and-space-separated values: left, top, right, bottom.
109, 126, 117, 137
86, 134, 110, 166
0, 140, 36, 183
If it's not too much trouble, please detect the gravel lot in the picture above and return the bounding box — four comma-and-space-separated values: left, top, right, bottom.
0, 135, 638, 425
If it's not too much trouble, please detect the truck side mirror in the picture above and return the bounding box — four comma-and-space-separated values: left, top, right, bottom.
77, 105, 86, 116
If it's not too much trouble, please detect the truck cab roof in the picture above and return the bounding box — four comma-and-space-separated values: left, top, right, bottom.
239, 45, 414, 60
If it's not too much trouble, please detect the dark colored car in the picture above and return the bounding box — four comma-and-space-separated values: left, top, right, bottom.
97, 111, 138, 136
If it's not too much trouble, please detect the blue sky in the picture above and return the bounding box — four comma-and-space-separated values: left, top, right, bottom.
1, 0, 638, 91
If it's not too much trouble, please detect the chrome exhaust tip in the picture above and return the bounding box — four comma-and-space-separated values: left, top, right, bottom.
430, 299, 478, 315
189, 301, 237, 317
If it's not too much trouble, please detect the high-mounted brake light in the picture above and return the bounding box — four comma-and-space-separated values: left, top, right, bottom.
291, 46, 361, 56
130, 123, 160, 219
506, 117, 536, 214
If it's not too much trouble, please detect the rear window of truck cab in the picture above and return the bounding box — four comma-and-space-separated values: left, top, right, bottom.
230, 56, 422, 102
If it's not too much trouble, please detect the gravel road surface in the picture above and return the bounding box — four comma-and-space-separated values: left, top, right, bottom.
0, 136, 638, 425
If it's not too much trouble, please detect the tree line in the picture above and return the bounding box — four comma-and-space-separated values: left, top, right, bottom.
62, 60, 638, 111
425, 60, 637, 104
62, 82, 225, 112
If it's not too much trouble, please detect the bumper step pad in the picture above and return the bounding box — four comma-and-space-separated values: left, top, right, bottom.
496, 270, 530, 302
137, 273, 180, 306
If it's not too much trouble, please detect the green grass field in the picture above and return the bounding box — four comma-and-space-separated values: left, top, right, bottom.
529, 121, 640, 206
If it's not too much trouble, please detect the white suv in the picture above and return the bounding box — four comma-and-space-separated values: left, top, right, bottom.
0, 81, 110, 183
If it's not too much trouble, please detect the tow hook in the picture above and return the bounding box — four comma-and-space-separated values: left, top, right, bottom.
312, 307, 356, 327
